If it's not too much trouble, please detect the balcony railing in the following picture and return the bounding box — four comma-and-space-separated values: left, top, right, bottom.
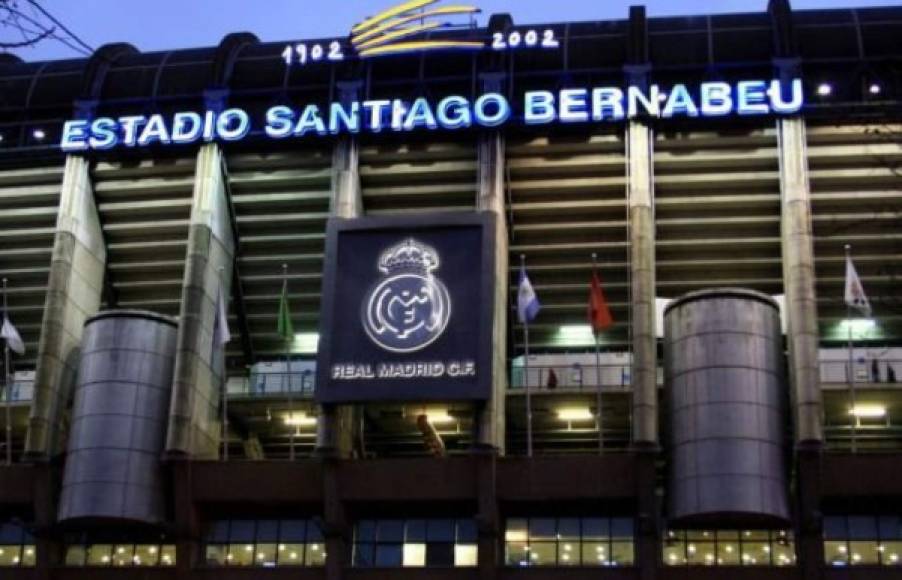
819, 360, 901, 385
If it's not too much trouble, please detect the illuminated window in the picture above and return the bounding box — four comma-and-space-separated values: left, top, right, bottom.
824, 515, 902, 567
663, 529, 795, 567
352, 519, 477, 568
504, 517, 635, 567
0, 522, 35, 567
63, 539, 175, 568
203, 519, 324, 567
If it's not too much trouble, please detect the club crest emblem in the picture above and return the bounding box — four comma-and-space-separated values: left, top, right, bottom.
362, 238, 451, 353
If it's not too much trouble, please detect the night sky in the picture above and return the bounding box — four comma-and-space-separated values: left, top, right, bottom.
5, 0, 900, 62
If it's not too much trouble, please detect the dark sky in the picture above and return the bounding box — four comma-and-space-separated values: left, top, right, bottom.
5, 0, 900, 62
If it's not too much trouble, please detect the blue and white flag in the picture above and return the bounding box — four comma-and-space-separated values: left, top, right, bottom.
0, 314, 24, 355
517, 265, 541, 324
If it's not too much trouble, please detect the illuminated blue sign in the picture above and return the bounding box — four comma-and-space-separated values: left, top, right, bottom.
60, 79, 803, 152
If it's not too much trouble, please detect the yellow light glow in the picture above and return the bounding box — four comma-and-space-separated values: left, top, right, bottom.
425, 411, 455, 424
849, 405, 887, 419
285, 412, 318, 427
557, 408, 594, 422
505, 530, 527, 542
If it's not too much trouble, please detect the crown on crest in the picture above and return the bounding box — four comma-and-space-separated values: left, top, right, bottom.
378, 238, 439, 275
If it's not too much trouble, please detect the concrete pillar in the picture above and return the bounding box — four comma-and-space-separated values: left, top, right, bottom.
316, 123, 363, 458
165, 144, 235, 458
475, 128, 508, 454
627, 120, 658, 448
777, 117, 824, 447
25, 156, 105, 459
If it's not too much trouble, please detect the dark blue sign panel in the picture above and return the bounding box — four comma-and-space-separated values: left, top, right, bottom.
316, 213, 496, 402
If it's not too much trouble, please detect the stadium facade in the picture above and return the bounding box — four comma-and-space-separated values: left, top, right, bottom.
0, 0, 900, 578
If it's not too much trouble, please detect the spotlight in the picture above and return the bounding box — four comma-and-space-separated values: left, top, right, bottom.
816, 83, 832, 97
869, 83, 881, 95
32, 128, 46, 140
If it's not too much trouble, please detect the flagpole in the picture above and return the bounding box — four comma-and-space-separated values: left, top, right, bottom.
283, 263, 295, 461
218, 267, 229, 462
2, 278, 11, 466
845, 244, 858, 453
521, 255, 533, 458
591, 254, 604, 455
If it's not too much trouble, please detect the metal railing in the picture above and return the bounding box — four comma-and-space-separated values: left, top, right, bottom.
819, 360, 902, 385
508, 364, 667, 391
227, 371, 316, 398
1, 380, 33, 403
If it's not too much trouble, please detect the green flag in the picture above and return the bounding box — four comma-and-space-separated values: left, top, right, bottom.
277, 280, 293, 341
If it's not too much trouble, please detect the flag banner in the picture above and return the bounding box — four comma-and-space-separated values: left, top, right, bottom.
517, 265, 540, 324
845, 255, 872, 317
0, 316, 24, 356
213, 283, 231, 347
277, 280, 294, 341
588, 270, 614, 334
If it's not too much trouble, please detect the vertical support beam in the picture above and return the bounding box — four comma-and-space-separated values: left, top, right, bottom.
25, 156, 106, 459
627, 119, 658, 449
475, 73, 508, 455
317, 81, 364, 460
778, 117, 824, 448
165, 144, 235, 458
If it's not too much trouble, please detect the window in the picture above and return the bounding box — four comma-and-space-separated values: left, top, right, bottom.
203, 519, 324, 567
0, 522, 35, 567
505, 517, 635, 567
824, 515, 902, 567
663, 530, 796, 567
63, 541, 175, 567
353, 519, 477, 568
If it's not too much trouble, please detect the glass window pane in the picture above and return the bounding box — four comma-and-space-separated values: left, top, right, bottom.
306, 542, 326, 566
227, 543, 255, 566
425, 542, 454, 567
356, 521, 376, 543
112, 544, 134, 567
406, 520, 427, 543
849, 517, 878, 540
426, 519, 454, 542
86, 544, 112, 566
455, 544, 477, 567
583, 541, 608, 566
21, 545, 35, 567
687, 530, 715, 541
529, 542, 556, 566
611, 541, 634, 566
378, 521, 404, 543
0, 546, 21, 567
280, 543, 305, 566
207, 521, 230, 543
558, 518, 580, 540
402, 543, 425, 567
353, 543, 374, 567
306, 521, 324, 542
133, 545, 160, 567
506, 541, 529, 566
375, 544, 402, 567
0, 525, 20, 543
205, 544, 226, 566
718, 540, 740, 565
773, 541, 795, 566
582, 518, 609, 539
824, 517, 848, 540
557, 542, 578, 565
65, 546, 86, 567
716, 530, 741, 541
160, 545, 176, 567
230, 521, 256, 543
257, 520, 279, 542
686, 541, 714, 565
849, 540, 880, 565
529, 519, 556, 541
506, 519, 528, 543
882, 541, 902, 566
825, 541, 849, 566
255, 543, 277, 567
663, 544, 684, 566
281, 520, 308, 542
879, 517, 902, 540
611, 518, 634, 540
744, 540, 772, 565
741, 530, 769, 541
457, 520, 477, 543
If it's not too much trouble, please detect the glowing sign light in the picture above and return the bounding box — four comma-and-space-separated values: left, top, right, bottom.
60, 79, 803, 152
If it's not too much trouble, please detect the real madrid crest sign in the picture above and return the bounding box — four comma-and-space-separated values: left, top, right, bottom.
316, 213, 496, 403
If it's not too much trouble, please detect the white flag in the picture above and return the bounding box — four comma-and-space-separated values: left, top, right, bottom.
212, 284, 231, 347
0, 315, 24, 355
845, 254, 872, 317
517, 265, 541, 324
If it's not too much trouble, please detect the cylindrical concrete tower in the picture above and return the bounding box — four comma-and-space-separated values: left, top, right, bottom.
665, 288, 790, 526
58, 310, 178, 525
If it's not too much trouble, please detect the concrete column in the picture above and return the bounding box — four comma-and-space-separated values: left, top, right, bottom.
25, 156, 105, 459
316, 127, 363, 458
475, 129, 508, 454
627, 120, 658, 448
777, 117, 824, 447
165, 144, 235, 458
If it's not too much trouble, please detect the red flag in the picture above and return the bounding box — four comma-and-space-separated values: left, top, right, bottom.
588, 270, 613, 334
